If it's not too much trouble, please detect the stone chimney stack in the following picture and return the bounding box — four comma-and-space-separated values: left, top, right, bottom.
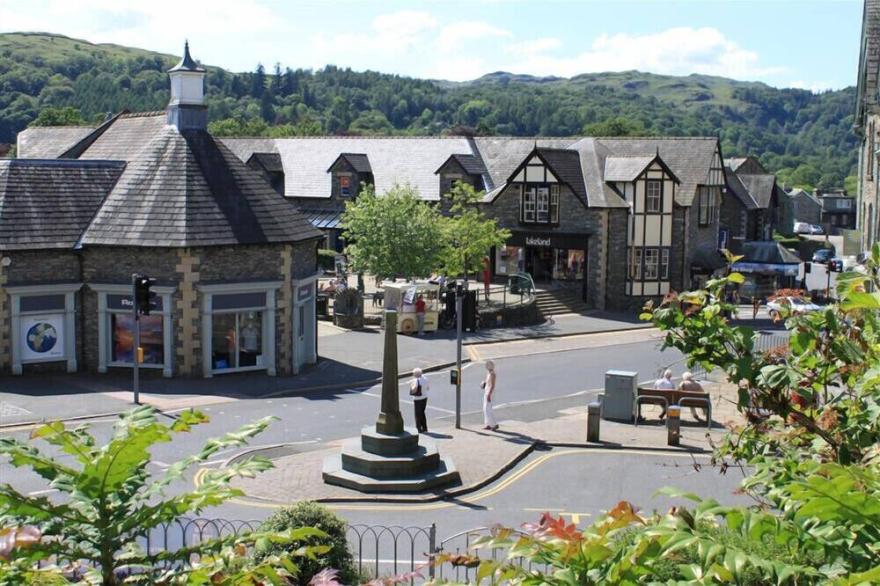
167, 41, 207, 131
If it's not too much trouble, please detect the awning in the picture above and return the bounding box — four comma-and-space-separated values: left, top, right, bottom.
731, 261, 799, 276
303, 209, 344, 230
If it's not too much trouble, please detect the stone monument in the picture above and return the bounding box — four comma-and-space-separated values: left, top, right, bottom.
323, 310, 461, 492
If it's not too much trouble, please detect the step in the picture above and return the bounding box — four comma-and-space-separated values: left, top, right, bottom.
341, 441, 441, 478
322, 455, 461, 493
360, 426, 420, 456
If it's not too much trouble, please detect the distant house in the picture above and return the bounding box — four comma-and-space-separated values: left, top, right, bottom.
816, 189, 857, 231
783, 188, 823, 229
855, 0, 880, 249
4, 44, 322, 378
720, 156, 784, 248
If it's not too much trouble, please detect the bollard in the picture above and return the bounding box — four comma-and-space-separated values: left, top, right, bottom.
667, 404, 681, 446
587, 401, 601, 442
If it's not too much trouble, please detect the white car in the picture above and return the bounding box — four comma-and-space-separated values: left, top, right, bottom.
809, 224, 825, 235
793, 222, 811, 234
766, 297, 821, 317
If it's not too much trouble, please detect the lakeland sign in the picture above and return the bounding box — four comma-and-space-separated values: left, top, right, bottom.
525, 236, 551, 247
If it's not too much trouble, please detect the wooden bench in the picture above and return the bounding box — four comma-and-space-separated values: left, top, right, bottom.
635, 387, 712, 428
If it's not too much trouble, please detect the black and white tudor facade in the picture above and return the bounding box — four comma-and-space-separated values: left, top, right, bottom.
18, 128, 729, 312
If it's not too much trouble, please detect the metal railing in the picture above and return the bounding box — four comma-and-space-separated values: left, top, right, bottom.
657, 332, 791, 382
346, 523, 436, 583
434, 526, 549, 583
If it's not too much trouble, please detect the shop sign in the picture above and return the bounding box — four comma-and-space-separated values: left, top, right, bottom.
297, 283, 314, 302
525, 236, 551, 247
21, 314, 64, 361
107, 294, 163, 312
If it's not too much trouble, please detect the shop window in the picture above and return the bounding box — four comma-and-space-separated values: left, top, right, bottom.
212, 311, 263, 370
552, 249, 584, 280
110, 313, 164, 365
646, 180, 662, 212
495, 245, 523, 276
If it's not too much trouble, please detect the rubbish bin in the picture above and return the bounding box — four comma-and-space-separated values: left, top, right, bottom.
602, 370, 637, 422
316, 294, 329, 318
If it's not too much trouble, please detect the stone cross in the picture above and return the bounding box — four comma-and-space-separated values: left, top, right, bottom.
376, 310, 404, 434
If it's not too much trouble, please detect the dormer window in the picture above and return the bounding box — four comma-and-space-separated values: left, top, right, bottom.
339, 174, 353, 197
646, 180, 662, 212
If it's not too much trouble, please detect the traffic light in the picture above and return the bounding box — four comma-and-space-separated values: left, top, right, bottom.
134, 275, 157, 315
827, 260, 844, 273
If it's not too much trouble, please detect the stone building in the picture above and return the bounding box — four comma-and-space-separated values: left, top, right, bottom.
721, 156, 784, 246
856, 0, 880, 249
3, 44, 322, 378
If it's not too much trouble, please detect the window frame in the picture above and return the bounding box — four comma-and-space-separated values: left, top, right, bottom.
520, 183, 560, 226
698, 186, 717, 226
646, 180, 662, 213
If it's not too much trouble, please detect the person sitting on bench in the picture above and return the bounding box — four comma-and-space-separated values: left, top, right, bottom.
653, 369, 675, 419
678, 371, 708, 420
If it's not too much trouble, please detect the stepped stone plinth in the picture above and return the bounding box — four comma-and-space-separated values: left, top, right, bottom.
322, 311, 461, 493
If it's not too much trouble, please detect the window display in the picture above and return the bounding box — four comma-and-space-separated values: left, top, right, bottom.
552, 249, 585, 281
212, 311, 263, 370
110, 313, 164, 365
495, 245, 523, 276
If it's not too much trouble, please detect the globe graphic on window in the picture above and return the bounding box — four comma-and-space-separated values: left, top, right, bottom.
26, 323, 58, 354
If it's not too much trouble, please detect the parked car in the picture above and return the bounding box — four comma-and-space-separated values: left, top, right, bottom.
809, 224, 825, 235
766, 296, 822, 317
793, 222, 811, 234
812, 248, 835, 263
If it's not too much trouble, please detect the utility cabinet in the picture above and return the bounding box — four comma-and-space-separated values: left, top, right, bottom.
602, 370, 637, 422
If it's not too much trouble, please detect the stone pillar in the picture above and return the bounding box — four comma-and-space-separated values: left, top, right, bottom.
175, 249, 201, 376
376, 310, 404, 434
277, 245, 293, 375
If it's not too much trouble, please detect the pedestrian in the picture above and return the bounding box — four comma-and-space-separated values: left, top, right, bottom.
482, 256, 492, 302
409, 368, 429, 433
415, 294, 426, 336
678, 371, 709, 421
752, 296, 760, 320
482, 360, 498, 430
653, 369, 675, 419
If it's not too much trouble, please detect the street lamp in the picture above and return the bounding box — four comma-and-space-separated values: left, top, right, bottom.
455, 281, 463, 429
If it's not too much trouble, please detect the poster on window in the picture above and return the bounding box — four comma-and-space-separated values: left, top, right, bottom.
21, 315, 64, 362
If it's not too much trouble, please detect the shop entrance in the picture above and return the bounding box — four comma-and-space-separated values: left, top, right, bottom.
525, 247, 554, 282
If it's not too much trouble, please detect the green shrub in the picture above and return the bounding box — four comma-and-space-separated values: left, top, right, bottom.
258, 502, 359, 585
318, 249, 336, 272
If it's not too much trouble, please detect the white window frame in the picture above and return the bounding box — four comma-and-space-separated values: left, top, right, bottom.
630, 247, 642, 280
646, 180, 662, 213
523, 187, 537, 223
536, 186, 550, 223
8, 283, 81, 375
550, 184, 560, 223
644, 248, 660, 280
292, 273, 319, 374
92, 283, 175, 378
661, 248, 670, 280
200, 281, 280, 378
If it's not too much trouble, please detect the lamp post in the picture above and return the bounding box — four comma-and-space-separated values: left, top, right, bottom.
455, 281, 463, 429
131, 273, 141, 405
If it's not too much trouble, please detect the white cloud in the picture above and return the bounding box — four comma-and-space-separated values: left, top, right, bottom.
789, 79, 833, 92
435, 21, 511, 53
505, 37, 562, 57
507, 27, 784, 80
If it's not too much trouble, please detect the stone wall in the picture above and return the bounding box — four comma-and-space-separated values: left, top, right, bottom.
604, 209, 630, 310
277, 244, 294, 375
859, 114, 880, 249
175, 249, 200, 376
0, 260, 7, 370
685, 197, 721, 288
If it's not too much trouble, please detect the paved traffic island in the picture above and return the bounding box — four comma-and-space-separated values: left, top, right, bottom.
226, 383, 745, 505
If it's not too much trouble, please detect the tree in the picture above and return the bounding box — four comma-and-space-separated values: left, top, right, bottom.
29, 106, 86, 127
437, 182, 510, 280
583, 116, 646, 137
0, 406, 330, 584
342, 184, 444, 280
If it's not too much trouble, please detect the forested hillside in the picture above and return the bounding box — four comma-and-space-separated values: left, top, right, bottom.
0, 32, 858, 190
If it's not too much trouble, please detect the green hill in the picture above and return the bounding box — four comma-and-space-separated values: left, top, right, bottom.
0, 32, 857, 190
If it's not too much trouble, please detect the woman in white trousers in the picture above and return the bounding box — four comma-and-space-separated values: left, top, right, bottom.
482, 360, 498, 430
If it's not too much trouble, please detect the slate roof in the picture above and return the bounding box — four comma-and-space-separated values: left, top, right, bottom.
329, 153, 373, 174
596, 137, 720, 206
16, 126, 95, 159
303, 208, 345, 230
738, 173, 777, 209
68, 112, 166, 161
435, 153, 487, 176
274, 137, 476, 201
603, 156, 656, 182
741, 241, 801, 265
534, 147, 589, 204
248, 152, 283, 173
168, 41, 205, 73
0, 159, 124, 250
724, 167, 759, 210
79, 126, 321, 247
220, 138, 278, 163
473, 137, 574, 196
569, 137, 628, 208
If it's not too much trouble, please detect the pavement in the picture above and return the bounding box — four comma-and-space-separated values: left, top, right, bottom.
224, 376, 741, 505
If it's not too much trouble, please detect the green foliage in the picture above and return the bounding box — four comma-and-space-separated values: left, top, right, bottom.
341, 184, 444, 280
317, 248, 337, 271
450, 245, 880, 584
0, 33, 856, 188
437, 182, 511, 279
29, 106, 86, 127
257, 502, 359, 586
0, 406, 327, 585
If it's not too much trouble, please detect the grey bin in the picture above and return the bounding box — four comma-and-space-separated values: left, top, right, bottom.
602, 370, 637, 422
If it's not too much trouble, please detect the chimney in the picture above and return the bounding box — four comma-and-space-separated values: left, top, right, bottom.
167, 41, 207, 131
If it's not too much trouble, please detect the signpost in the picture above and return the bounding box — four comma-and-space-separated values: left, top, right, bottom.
455, 282, 463, 429
131, 273, 141, 405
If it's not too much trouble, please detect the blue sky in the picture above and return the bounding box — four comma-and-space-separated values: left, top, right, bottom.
0, 0, 862, 89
